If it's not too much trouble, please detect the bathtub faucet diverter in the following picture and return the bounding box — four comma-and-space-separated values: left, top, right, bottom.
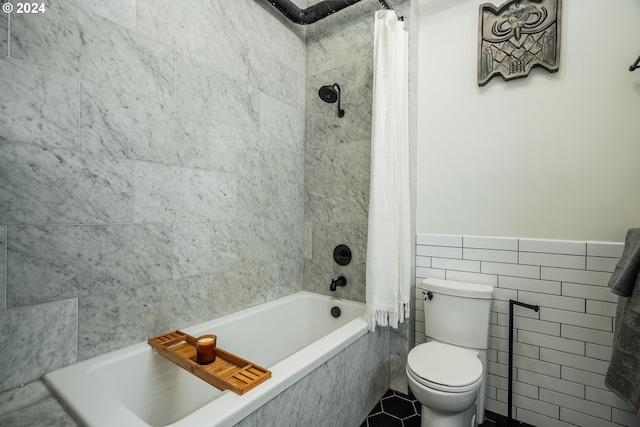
330, 276, 347, 291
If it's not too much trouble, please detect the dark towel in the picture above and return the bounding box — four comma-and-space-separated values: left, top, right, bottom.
605, 228, 640, 413
608, 228, 640, 297
605, 294, 640, 413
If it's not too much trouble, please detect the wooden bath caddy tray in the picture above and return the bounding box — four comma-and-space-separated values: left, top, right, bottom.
148, 330, 271, 395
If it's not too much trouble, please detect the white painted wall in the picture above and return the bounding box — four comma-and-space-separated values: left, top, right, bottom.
415, 0, 640, 242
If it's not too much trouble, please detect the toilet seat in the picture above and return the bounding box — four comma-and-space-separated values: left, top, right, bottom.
407, 341, 483, 393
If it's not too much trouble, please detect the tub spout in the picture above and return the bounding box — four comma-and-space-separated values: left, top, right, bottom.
330, 276, 347, 291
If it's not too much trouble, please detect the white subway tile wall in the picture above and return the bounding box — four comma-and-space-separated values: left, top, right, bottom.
414, 234, 638, 427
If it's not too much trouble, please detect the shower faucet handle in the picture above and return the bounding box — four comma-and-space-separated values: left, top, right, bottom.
330, 276, 347, 291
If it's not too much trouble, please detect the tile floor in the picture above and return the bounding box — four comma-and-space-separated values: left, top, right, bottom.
359, 390, 420, 427
359, 390, 536, 427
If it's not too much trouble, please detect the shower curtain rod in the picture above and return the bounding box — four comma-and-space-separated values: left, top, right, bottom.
263, 0, 403, 25
378, 0, 404, 21
378, 1, 393, 11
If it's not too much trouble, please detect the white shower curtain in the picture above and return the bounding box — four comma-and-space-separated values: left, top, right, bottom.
365, 10, 410, 331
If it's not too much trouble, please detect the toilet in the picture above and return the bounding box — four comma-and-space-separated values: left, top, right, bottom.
406, 278, 493, 427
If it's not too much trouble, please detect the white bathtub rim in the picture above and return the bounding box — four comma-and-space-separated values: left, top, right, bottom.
44, 292, 367, 427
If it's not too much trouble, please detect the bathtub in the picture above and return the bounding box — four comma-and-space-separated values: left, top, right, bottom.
45, 292, 367, 427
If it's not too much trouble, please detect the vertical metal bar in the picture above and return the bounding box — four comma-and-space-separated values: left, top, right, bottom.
508, 300, 514, 426
508, 300, 539, 427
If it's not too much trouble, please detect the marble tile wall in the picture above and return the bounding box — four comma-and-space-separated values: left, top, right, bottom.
0, 381, 78, 426
303, 0, 413, 394
0, 0, 306, 392
1, 226, 5, 311
0, 5, 7, 55
303, 5, 375, 303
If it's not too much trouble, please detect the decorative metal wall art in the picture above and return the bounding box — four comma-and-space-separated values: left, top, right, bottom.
478, 0, 561, 87
629, 54, 640, 72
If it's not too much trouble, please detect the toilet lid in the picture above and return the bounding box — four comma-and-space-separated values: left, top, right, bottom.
407, 342, 482, 389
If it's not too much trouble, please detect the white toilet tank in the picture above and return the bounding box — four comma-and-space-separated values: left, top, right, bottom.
422, 278, 493, 349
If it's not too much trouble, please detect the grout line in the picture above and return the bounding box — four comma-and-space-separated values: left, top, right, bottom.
76, 78, 81, 150
75, 296, 79, 362
6, 6, 9, 57
130, 161, 135, 224
3, 225, 6, 311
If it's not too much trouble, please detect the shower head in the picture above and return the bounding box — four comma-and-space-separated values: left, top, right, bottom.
318, 83, 345, 117
319, 85, 339, 103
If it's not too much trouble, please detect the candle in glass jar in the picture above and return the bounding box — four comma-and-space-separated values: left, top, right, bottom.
196, 334, 217, 365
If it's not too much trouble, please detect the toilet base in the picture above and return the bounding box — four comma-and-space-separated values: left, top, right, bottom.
420, 403, 477, 427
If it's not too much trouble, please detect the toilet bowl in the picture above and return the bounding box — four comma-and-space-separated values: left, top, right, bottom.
407, 278, 493, 427
407, 341, 483, 427
406, 341, 484, 427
